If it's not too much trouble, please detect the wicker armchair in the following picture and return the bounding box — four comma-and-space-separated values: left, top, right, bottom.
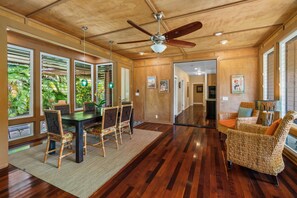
226, 111, 297, 185
217, 102, 259, 138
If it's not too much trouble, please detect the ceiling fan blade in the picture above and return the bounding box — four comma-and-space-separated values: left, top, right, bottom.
166, 39, 196, 48
117, 39, 151, 44
164, 21, 202, 40
127, 20, 153, 36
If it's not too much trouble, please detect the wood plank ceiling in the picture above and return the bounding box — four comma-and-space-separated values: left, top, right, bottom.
1, 0, 297, 60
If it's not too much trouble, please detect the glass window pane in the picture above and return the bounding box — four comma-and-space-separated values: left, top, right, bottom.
8, 123, 34, 141
96, 64, 113, 106
263, 48, 274, 100
41, 53, 69, 113
75, 61, 93, 110
8, 45, 33, 119
121, 67, 130, 102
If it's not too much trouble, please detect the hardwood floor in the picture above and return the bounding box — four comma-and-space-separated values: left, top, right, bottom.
175, 104, 216, 128
1, 123, 296, 198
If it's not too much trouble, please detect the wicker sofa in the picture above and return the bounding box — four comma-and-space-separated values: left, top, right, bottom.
226, 111, 297, 185
217, 102, 260, 138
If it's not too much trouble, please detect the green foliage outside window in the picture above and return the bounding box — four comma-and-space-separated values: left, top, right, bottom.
75, 76, 92, 108
8, 64, 31, 118
42, 74, 68, 109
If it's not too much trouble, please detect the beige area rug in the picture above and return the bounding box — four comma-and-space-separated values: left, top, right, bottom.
9, 129, 162, 198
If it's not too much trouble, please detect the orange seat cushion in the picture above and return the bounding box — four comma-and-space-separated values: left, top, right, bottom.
265, 119, 282, 136
219, 119, 236, 129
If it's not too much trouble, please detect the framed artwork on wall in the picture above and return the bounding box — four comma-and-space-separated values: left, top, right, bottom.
196, 85, 203, 93
159, 80, 169, 93
147, 76, 157, 88
231, 74, 244, 94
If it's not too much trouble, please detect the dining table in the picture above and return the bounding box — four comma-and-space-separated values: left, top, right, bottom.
49, 109, 134, 163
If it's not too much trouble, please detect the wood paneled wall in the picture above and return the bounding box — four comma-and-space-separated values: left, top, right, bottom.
133, 47, 259, 123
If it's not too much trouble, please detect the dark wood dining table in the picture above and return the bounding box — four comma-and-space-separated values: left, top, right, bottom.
49, 109, 134, 163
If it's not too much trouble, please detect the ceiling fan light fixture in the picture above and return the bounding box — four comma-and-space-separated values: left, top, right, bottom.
151, 43, 167, 53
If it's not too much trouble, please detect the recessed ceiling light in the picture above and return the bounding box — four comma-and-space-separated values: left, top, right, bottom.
220, 40, 228, 45
139, 52, 144, 55
194, 68, 198, 70
214, 32, 223, 36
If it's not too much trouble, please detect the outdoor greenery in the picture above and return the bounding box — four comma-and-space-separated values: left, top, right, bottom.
8, 64, 31, 118
75, 76, 92, 108
42, 74, 68, 109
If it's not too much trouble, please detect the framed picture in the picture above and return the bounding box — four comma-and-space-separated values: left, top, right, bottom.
196, 85, 203, 93
231, 75, 244, 94
147, 76, 156, 88
159, 80, 169, 93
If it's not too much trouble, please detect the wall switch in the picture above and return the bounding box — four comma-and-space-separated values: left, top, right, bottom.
135, 92, 140, 96
222, 96, 228, 101
155, 115, 158, 119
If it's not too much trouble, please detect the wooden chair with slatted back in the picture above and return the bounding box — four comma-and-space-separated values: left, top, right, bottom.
86, 106, 119, 157
43, 109, 75, 168
117, 104, 133, 144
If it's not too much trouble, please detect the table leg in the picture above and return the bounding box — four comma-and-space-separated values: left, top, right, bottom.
130, 109, 134, 134
49, 140, 56, 155
75, 122, 84, 163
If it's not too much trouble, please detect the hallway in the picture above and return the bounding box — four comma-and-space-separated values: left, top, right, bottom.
175, 104, 216, 128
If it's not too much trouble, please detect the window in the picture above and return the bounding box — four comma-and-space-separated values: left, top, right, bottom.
96, 64, 113, 106
121, 67, 130, 102
8, 44, 34, 119
280, 29, 297, 154
74, 60, 94, 110
40, 53, 70, 113
263, 48, 274, 100
8, 123, 34, 141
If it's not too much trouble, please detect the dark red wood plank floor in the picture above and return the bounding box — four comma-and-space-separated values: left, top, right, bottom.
1, 122, 296, 198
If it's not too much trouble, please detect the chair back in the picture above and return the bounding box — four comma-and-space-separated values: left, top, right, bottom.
102, 106, 119, 130
240, 102, 259, 117
53, 104, 70, 115
83, 102, 96, 112
44, 110, 63, 136
120, 104, 133, 123
273, 111, 297, 151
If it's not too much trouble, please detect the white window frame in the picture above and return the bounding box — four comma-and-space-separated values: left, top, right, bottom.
8, 44, 34, 120
40, 52, 70, 115
279, 29, 297, 117
74, 60, 94, 111
263, 47, 274, 100
121, 67, 130, 102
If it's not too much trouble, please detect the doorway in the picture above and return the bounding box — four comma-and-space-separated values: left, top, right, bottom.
173, 60, 217, 128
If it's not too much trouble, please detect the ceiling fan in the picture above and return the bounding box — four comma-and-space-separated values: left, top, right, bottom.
117, 12, 202, 53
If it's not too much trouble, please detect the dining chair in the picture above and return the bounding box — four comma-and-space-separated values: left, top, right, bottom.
86, 106, 119, 157
43, 109, 75, 168
83, 102, 96, 112
53, 103, 87, 155
117, 104, 133, 144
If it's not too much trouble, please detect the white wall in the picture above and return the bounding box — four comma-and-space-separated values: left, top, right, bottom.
175, 66, 190, 113
189, 75, 205, 106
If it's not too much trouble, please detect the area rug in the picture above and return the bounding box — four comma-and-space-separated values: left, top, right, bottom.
9, 129, 162, 198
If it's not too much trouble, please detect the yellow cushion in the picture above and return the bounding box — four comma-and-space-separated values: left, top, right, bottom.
219, 119, 236, 129
265, 119, 282, 136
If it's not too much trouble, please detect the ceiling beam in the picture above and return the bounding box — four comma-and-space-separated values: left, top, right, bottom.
85, 0, 257, 40
26, 0, 70, 18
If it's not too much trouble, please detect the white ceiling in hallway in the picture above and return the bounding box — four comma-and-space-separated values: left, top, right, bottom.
175, 60, 216, 76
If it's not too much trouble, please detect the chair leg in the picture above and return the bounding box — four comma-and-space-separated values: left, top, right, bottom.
272, 175, 279, 186
43, 137, 50, 163
128, 124, 132, 139
58, 143, 64, 169
119, 128, 123, 145
114, 130, 119, 150
227, 161, 233, 170
101, 134, 106, 157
